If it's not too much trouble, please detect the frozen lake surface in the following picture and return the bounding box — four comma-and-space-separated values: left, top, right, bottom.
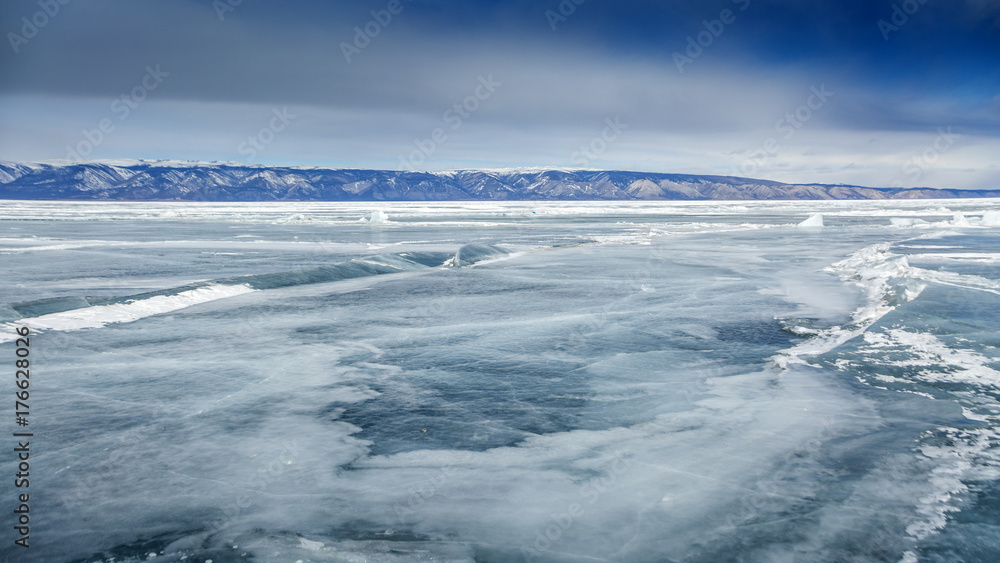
2, 199, 1000, 562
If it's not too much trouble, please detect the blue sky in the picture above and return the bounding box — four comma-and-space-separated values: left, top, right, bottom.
1, 0, 998, 188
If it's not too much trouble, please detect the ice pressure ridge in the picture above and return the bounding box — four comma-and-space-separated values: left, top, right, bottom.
0, 244, 509, 339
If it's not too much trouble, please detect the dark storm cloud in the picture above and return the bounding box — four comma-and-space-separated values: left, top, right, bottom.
1, 0, 998, 187
3, 0, 997, 104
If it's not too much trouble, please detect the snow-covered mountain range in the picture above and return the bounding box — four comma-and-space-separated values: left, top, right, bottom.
1, 160, 998, 201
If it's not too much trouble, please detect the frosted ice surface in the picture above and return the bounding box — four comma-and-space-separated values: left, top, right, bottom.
1, 198, 1000, 562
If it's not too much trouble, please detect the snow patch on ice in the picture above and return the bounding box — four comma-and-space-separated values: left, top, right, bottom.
857, 329, 1000, 387
0, 284, 256, 341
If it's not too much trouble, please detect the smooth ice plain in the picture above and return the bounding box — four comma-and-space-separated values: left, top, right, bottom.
2, 199, 1000, 562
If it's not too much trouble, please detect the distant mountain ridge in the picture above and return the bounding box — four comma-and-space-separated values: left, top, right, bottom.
1, 160, 998, 201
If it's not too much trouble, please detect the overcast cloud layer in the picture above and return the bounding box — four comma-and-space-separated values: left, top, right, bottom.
1, 0, 998, 188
